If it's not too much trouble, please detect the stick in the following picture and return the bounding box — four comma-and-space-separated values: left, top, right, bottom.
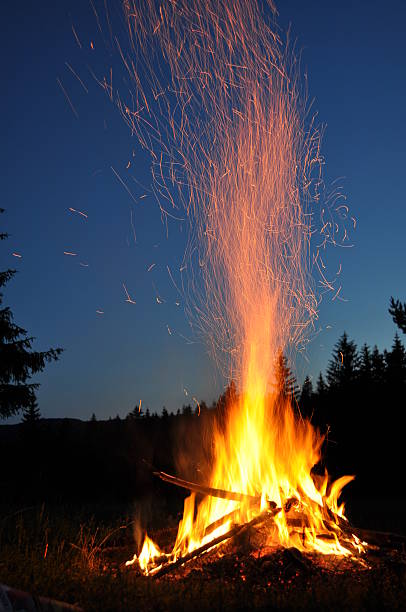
203, 504, 261, 538
152, 509, 278, 578
153, 470, 277, 507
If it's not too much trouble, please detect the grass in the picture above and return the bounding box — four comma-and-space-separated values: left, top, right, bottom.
1, 501, 406, 611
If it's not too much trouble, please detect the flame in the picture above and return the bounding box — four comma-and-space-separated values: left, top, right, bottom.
115, 0, 367, 573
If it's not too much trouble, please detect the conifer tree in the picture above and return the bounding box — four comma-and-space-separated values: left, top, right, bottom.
371, 345, 386, 386
385, 333, 406, 387
359, 344, 372, 385
274, 351, 299, 400
22, 397, 41, 423
299, 375, 313, 417
389, 297, 406, 334
316, 372, 327, 396
0, 210, 62, 418
326, 332, 360, 391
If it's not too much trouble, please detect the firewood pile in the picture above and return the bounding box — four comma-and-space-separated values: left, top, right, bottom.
120, 470, 406, 581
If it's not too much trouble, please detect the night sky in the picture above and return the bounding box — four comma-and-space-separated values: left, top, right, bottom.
2, 0, 406, 421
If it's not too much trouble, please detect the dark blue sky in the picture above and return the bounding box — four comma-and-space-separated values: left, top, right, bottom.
2, 1, 406, 420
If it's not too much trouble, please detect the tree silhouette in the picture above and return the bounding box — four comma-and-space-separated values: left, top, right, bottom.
274, 351, 298, 401
299, 375, 313, 417
0, 210, 63, 418
385, 333, 406, 388
326, 332, 360, 391
371, 345, 386, 386
359, 343, 372, 385
316, 372, 327, 396
389, 297, 406, 334
22, 397, 41, 423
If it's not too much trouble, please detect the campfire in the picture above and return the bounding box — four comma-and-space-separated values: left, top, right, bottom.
126, 392, 367, 577
118, 0, 369, 577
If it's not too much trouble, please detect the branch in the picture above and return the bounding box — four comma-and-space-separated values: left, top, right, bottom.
154, 470, 277, 507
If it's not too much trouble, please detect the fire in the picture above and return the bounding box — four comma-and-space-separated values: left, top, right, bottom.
113, 0, 367, 573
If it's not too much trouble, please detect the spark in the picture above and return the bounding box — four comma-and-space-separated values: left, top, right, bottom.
192, 397, 201, 416
166, 325, 172, 335
65, 62, 89, 93
166, 265, 181, 295
138, 399, 142, 413
96, 310, 104, 315
111, 166, 138, 204
71, 24, 82, 49
123, 283, 136, 304
80, 262, 89, 267
68, 207, 88, 219
147, 263, 156, 272
57, 78, 79, 119
12, 252, 22, 258
177, 332, 194, 344
152, 282, 164, 303
332, 285, 345, 302
130, 208, 136, 244
63, 251, 77, 256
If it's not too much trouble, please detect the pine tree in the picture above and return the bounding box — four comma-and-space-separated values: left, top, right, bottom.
316, 372, 327, 396
300, 376, 313, 401
371, 345, 386, 386
0, 211, 63, 418
385, 333, 406, 387
326, 332, 360, 391
389, 297, 406, 334
22, 397, 41, 423
127, 404, 142, 419
299, 375, 313, 417
274, 351, 299, 400
359, 344, 372, 385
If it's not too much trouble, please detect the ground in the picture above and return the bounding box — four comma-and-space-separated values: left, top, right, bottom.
1, 501, 406, 611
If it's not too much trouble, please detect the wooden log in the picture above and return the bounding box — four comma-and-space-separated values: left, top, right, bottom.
0, 584, 82, 611
154, 470, 277, 508
152, 509, 279, 578
203, 508, 248, 538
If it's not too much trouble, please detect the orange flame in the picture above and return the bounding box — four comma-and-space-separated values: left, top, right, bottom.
116, 0, 366, 572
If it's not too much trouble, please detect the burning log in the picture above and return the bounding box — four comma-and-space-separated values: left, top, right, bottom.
203, 508, 250, 538
154, 470, 277, 508
152, 509, 279, 578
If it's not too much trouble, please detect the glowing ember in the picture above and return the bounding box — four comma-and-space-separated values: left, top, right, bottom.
114, 0, 367, 573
